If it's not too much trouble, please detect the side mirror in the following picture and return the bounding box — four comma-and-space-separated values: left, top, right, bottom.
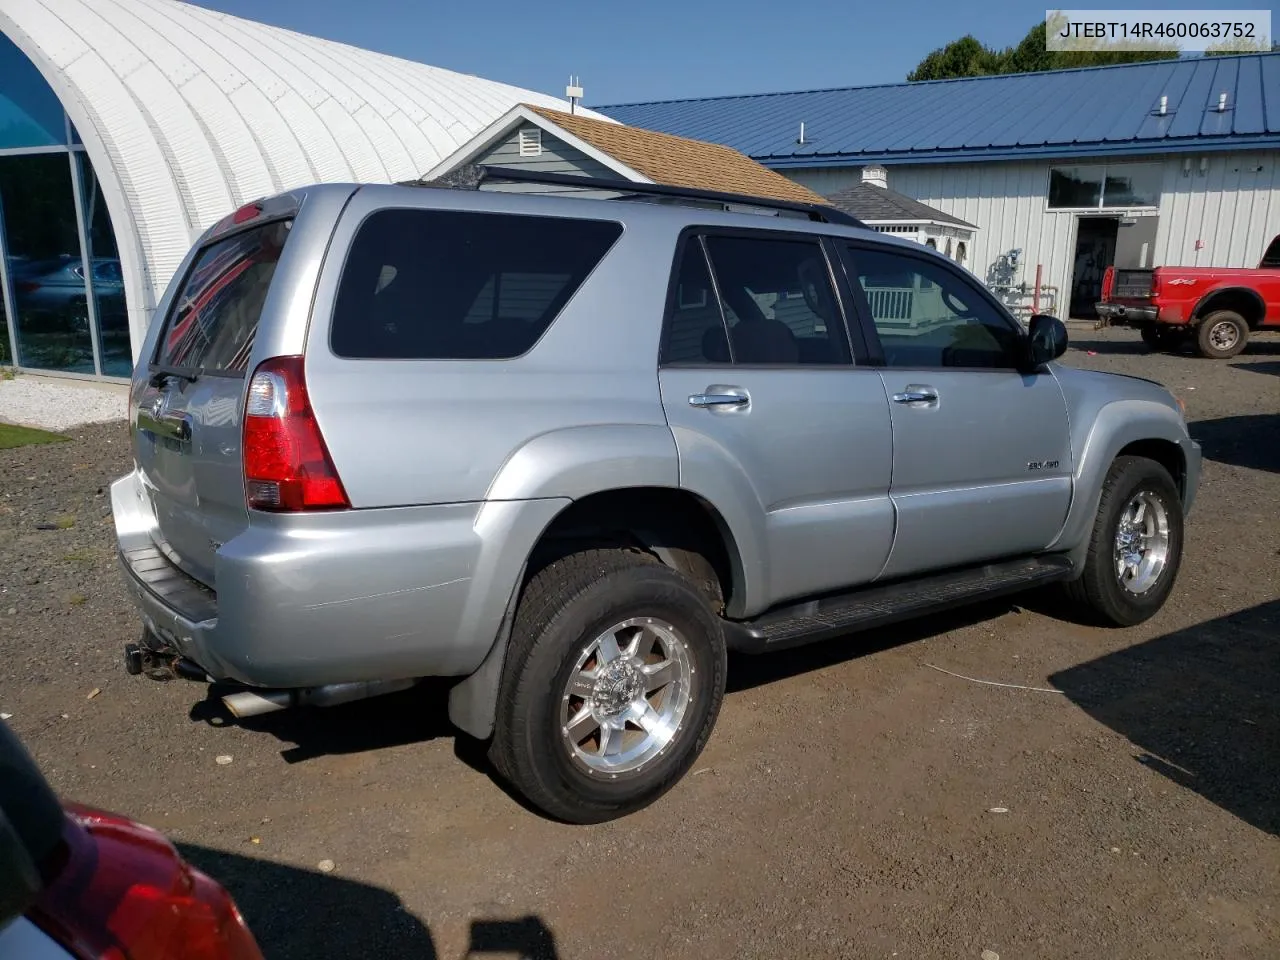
1025, 314, 1068, 367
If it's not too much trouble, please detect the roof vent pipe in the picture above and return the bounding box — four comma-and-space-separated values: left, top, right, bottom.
1157, 95, 1168, 116
797, 121, 806, 144
1217, 91, 1228, 112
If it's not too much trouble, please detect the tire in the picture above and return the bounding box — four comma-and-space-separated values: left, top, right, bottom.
1062, 456, 1184, 626
1195, 310, 1249, 359
489, 547, 727, 823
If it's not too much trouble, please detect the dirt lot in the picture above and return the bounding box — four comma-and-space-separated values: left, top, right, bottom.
2, 326, 1277, 960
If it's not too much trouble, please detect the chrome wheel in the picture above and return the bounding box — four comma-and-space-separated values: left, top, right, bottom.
559, 617, 693, 778
1208, 319, 1240, 352
1113, 491, 1171, 594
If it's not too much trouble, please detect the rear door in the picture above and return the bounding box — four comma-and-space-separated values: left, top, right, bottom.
658, 228, 895, 610
839, 241, 1073, 579
131, 216, 294, 587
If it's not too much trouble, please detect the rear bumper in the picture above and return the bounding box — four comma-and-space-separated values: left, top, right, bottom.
111, 470, 566, 689
1095, 302, 1157, 323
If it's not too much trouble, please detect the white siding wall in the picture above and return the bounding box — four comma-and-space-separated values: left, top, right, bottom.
788, 152, 1280, 316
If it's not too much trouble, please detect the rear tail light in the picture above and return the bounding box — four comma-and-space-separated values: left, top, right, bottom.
1150, 268, 1162, 301
1101, 265, 1114, 301
242, 356, 349, 511
29, 805, 264, 960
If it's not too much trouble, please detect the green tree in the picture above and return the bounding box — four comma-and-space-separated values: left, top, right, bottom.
908, 20, 1179, 81
907, 35, 1003, 81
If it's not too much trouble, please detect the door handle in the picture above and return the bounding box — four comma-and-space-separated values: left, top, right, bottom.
891, 386, 939, 406
689, 393, 749, 409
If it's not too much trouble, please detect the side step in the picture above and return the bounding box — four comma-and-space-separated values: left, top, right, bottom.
723, 555, 1075, 654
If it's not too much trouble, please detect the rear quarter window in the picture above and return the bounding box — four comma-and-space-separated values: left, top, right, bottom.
329, 208, 622, 360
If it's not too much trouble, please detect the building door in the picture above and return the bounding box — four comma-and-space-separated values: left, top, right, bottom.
1069, 216, 1119, 318
1114, 215, 1159, 270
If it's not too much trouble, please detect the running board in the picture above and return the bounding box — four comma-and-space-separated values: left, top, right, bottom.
723, 555, 1075, 654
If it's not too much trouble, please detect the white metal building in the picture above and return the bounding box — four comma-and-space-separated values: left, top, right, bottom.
602, 55, 1280, 319
0, 0, 605, 379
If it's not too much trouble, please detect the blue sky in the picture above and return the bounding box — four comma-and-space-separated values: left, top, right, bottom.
197, 1, 1277, 104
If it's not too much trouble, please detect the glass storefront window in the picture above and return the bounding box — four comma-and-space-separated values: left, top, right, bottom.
77, 155, 131, 376
0, 34, 66, 149
0, 154, 95, 373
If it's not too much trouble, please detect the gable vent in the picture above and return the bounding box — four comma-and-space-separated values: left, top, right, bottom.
519, 128, 542, 157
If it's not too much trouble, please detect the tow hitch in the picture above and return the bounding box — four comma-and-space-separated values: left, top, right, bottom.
123, 631, 209, 683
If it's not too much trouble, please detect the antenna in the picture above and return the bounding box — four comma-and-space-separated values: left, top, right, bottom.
566, 75, 584, 115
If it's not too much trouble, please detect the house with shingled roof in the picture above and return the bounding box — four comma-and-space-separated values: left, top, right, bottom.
424, 103, 830, 209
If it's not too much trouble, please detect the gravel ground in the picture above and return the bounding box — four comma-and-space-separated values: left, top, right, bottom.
0, 375, 129, 431
1, 326, 1277, 960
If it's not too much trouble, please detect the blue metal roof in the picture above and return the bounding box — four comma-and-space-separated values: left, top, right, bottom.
598, 54, 1280, 166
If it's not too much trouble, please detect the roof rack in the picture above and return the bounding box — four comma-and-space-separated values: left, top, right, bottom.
446, 166, 865, 228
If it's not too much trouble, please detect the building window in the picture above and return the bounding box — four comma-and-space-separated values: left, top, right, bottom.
956, 241, 967, 266
0, 154, 95, 373
1048, 162, 1160, 209
0, 34, 130, 378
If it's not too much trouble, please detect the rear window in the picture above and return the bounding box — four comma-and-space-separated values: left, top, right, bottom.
329, 208, 622, 360
156, 219, 292, 374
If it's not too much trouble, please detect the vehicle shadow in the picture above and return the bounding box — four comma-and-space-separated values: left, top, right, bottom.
1230, 359, 1280, 378
1067, 336, 1280, 358
178, 842, 560, 959
1188, 413, 1280, 474
1050, 600, 1280, 837
1066, 337, 1154, 357
189, 680, 458, 764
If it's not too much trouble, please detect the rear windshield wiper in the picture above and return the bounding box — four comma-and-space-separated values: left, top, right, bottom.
147, 365, 201, 387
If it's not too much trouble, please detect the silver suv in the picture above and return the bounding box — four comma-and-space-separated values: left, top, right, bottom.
112, 172, 1201, 823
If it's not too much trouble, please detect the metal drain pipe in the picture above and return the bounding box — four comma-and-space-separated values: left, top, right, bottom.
222, 679, 418, 718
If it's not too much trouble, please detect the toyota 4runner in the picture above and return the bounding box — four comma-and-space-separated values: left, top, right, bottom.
112, 170, 1201, 823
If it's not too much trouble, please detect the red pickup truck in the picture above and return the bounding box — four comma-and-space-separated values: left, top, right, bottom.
1096, 235, 1280, 358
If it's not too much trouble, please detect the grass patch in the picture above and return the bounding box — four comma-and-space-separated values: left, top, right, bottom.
67, 593, 87, 606
64, 549, 98, 564
0, 422, 68, 450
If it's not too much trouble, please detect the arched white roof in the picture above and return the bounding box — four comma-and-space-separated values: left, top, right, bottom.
0, 0, 610, 356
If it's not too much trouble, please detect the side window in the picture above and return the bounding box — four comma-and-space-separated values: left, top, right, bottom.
702, 235, 851, 365
661, 239, 730, 365
849, 246, 1022, 369
330, 209, 622, 360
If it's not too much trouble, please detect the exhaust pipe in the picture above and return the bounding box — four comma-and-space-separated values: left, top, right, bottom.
222, 678, 417, 719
